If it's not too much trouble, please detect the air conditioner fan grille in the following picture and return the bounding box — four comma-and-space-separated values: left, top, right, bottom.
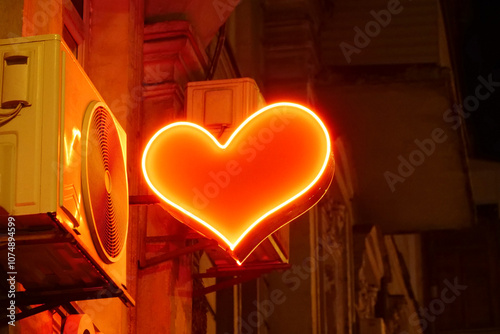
83, 105, 128, 263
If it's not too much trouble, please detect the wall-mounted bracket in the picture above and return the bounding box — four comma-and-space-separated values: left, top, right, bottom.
193, 262, 291, 297
0, 284, 131, 323
130, 194, 290, 295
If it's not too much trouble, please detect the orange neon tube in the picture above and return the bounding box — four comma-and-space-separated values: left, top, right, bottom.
142, 102, 334, 263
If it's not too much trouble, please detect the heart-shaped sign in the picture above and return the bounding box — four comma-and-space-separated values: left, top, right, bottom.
142, 102, 334, 263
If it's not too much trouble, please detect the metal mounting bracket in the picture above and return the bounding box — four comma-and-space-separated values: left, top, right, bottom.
129, 195, 290, 295
193, 262, 291, 297
0, 284, 131, 323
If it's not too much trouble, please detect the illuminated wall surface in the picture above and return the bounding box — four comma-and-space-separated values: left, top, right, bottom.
143, 102, 334, 263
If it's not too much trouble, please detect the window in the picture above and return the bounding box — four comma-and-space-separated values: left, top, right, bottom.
62, 0, 88, 64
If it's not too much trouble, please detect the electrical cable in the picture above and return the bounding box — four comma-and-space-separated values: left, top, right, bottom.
217, 124, 228, 139
0, 102, 26, 127
206, 23, 227, 80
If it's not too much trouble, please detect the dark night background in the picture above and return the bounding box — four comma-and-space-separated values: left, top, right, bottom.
443, 0, 500, 161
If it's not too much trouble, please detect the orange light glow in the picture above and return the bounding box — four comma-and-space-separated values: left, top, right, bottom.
64, 128, 81, 166
142, 102, 334, 263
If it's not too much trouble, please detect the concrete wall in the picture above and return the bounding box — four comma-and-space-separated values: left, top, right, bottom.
0, 0, 23, 39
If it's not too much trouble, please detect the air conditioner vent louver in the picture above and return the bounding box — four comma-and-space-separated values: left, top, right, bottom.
83, 103, 128, 264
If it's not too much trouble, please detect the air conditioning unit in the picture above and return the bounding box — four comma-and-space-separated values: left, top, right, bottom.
185, 78, 289, 265
0, 35, 131, 305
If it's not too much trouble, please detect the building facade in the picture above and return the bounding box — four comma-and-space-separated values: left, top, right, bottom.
0, 0, 499, 333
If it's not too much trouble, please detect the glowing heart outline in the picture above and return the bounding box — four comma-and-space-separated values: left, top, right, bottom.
142, 102, 334, 263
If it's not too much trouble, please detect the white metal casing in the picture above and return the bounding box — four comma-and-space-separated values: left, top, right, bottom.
0, 35, 128, 294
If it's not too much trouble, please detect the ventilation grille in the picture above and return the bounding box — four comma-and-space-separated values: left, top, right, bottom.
82, 103, 128, 263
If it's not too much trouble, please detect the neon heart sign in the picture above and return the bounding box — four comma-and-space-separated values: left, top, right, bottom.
142, 102, 334, 264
